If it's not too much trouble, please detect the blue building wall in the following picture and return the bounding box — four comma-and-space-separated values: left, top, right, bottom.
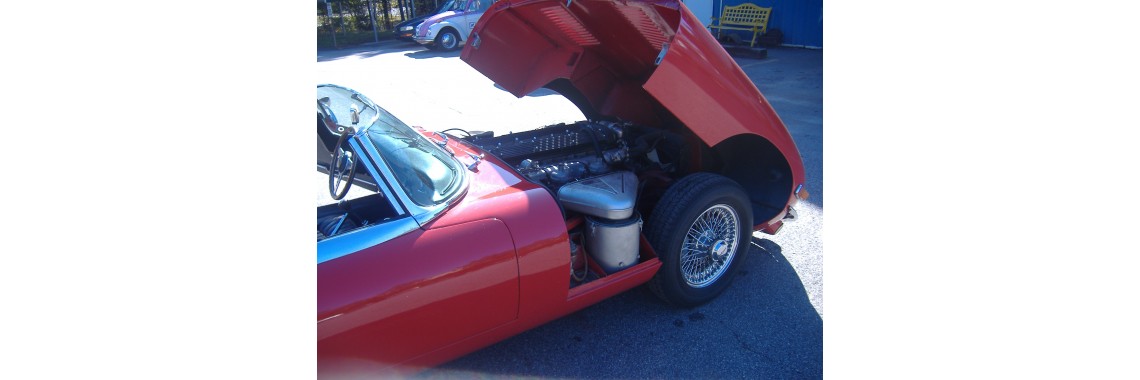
718, 0, 822, 48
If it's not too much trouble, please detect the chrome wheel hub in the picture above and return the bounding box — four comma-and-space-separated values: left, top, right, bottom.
711, 240, 729, 260
680, 204, 740, 288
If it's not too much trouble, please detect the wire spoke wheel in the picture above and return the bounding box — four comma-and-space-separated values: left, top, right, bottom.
680, 204, 740, 288
645, 173, 753, 307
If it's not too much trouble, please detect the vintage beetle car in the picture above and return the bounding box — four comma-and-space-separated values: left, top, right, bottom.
394, 0, 457, 43
412, 0, 493, 51
318, 0, 807, 376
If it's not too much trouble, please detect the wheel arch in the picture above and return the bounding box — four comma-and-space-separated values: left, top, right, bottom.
708, 133, 794, 227
439, 25, 463, 41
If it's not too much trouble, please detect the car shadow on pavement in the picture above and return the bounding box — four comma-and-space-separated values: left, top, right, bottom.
404, 48, 462, 59
422, 237, 822, 379
317, 41, 425, 62
492, 83, 560, 97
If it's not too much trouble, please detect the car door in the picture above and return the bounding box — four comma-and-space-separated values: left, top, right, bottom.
316, 96, 520, 367
461, 0, 491, 37
317, 216, 519, 368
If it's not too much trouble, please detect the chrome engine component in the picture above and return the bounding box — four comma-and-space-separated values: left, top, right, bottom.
557, 171, 638, 220
461, 120, 670, 276
585, 212, 643, 274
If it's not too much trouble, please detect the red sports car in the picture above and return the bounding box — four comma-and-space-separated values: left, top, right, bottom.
317, 0, 807, 376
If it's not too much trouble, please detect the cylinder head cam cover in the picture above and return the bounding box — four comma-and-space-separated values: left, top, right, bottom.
557, 171, 638, 220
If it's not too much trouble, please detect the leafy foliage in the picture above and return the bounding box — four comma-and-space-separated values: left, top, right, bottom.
318, 0, 448, 48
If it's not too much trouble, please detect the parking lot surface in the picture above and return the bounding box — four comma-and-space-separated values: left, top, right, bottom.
317, 39, 823, 379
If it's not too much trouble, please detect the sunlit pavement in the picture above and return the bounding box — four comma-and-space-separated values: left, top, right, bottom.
318, 39, 824, 378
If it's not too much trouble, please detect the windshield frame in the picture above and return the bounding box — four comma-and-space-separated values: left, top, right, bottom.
317, 84, 469, 225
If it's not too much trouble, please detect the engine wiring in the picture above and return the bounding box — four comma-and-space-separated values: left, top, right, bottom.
440, 128, 473, 137
570, 233, 589, 283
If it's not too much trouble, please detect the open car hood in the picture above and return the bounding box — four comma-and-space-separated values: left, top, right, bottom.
461, 0, 801, 157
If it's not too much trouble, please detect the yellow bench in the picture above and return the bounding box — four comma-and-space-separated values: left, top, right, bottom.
707, 3, 772, 48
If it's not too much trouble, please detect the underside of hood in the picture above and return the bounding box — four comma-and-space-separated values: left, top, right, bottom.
462, 0, 678, 125
461, 0, 796, 153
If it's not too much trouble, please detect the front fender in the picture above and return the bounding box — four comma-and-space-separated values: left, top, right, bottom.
430, 20, 464, 41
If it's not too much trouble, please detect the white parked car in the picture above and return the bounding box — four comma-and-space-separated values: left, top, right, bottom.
413, 0, 493, 51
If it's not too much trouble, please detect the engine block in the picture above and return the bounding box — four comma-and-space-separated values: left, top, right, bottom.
464, 121, 631, 189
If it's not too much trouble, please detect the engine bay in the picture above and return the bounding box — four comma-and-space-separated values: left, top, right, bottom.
462, 120, 687, 280
462, 120, 682, 194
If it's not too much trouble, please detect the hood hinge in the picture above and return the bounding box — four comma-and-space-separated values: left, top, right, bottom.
655, 42, 670, 65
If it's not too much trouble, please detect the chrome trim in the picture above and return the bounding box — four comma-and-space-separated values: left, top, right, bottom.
432, 131, 449, 147
346, 138, 407, 216
466, 153, 484, 171
317, 83, 468, 237
318, 217, 421, 264
795, 183, 803, 195
319, 84, 381, 131
329, 214, 348, 234
655, 42, 670, 65
439, 31, 458, 49
353, 131, 469, 227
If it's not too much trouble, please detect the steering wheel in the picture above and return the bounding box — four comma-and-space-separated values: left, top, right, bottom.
328, 129, 358, 200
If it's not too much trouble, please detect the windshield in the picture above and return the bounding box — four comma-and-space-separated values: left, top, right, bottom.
436, 0, 458, 13
317, 84, 463, 207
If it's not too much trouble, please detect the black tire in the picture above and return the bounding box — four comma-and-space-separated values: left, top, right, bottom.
435, 29, 460, 51
646, 173, 753, 307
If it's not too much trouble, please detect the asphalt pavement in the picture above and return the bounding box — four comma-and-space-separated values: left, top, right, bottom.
317, 39, 823, 379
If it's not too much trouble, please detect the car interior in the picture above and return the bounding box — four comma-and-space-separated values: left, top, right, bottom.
318, 114, 402, 240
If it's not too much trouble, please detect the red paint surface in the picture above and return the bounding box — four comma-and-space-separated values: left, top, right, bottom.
320, 0, 810, 374
462, 1, 803, 183
643, 4, 805, 191
462, 0, 805, 226
317, 219, 520, 366
320, 133, 647, 374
